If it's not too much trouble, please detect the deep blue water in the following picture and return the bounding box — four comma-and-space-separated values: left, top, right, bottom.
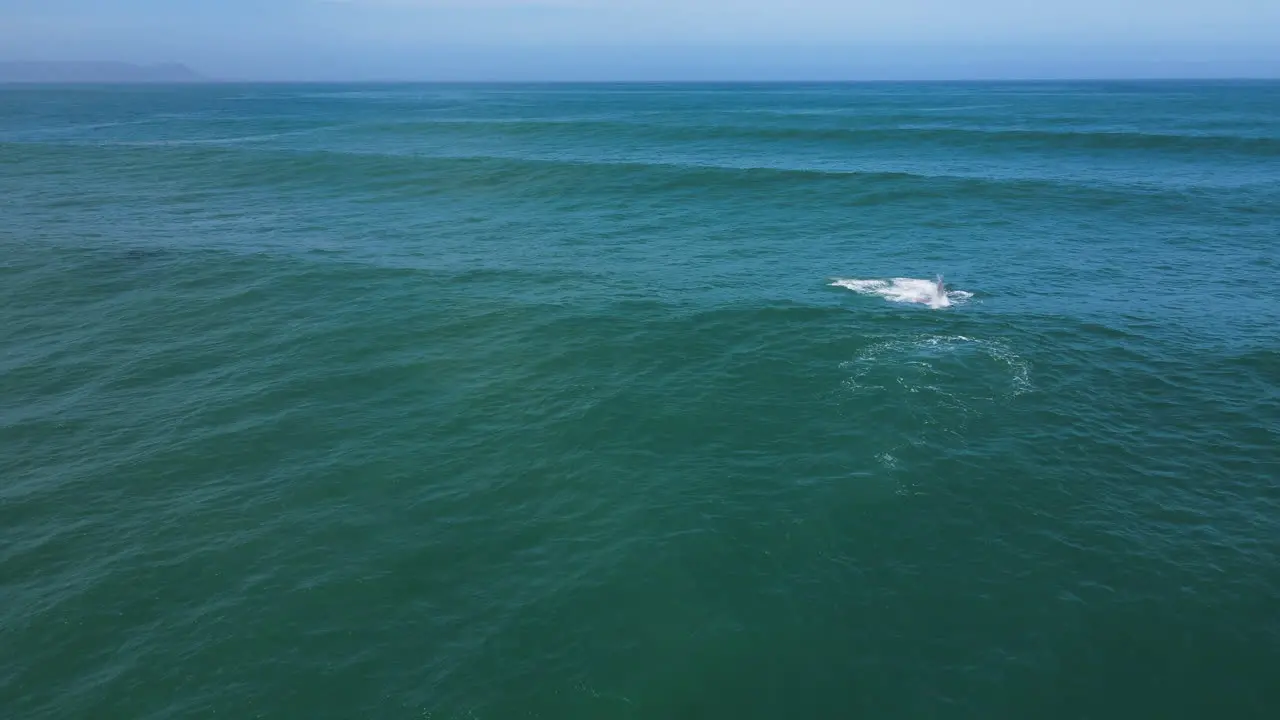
2, 82, 1279, 719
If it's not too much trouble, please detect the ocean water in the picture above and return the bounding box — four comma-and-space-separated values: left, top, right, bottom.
2, 82, 1278, 719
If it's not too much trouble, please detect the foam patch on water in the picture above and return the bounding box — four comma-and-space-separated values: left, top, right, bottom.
837, 335, 1031, 495
842, 335, 1031, 399
830, 277, 973, 309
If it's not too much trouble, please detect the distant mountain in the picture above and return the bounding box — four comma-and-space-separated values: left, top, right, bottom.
0, 62, 206, 83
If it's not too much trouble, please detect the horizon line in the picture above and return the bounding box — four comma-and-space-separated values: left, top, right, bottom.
4, 76, 1279, 85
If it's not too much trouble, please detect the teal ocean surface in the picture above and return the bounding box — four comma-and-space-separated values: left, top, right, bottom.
2, 82, 1278, 719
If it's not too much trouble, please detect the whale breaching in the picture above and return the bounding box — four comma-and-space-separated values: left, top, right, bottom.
829, 275, 972, 309
910, 274, 948, 307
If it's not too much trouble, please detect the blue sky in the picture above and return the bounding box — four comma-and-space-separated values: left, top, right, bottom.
2, 0, 1277, 80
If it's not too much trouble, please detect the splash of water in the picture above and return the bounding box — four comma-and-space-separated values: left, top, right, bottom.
830, 276, 973, 309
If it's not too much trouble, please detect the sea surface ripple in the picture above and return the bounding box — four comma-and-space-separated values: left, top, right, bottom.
2, 82, 1279, 719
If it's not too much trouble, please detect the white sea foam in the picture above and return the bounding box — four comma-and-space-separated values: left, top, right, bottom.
830, 277, 973, 309
841, 334, 1031, 400
836, 334, 1031, 495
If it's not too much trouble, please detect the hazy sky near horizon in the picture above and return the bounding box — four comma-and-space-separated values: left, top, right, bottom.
2, 0, 1278, 79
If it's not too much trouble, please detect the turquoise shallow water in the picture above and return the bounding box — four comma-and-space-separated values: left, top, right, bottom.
2, 82, 1279, 719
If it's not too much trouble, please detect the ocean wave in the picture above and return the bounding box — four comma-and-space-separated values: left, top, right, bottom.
6, 141, 1275, 219
735, 124, 1280, 156
362, 117, 1280, 156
